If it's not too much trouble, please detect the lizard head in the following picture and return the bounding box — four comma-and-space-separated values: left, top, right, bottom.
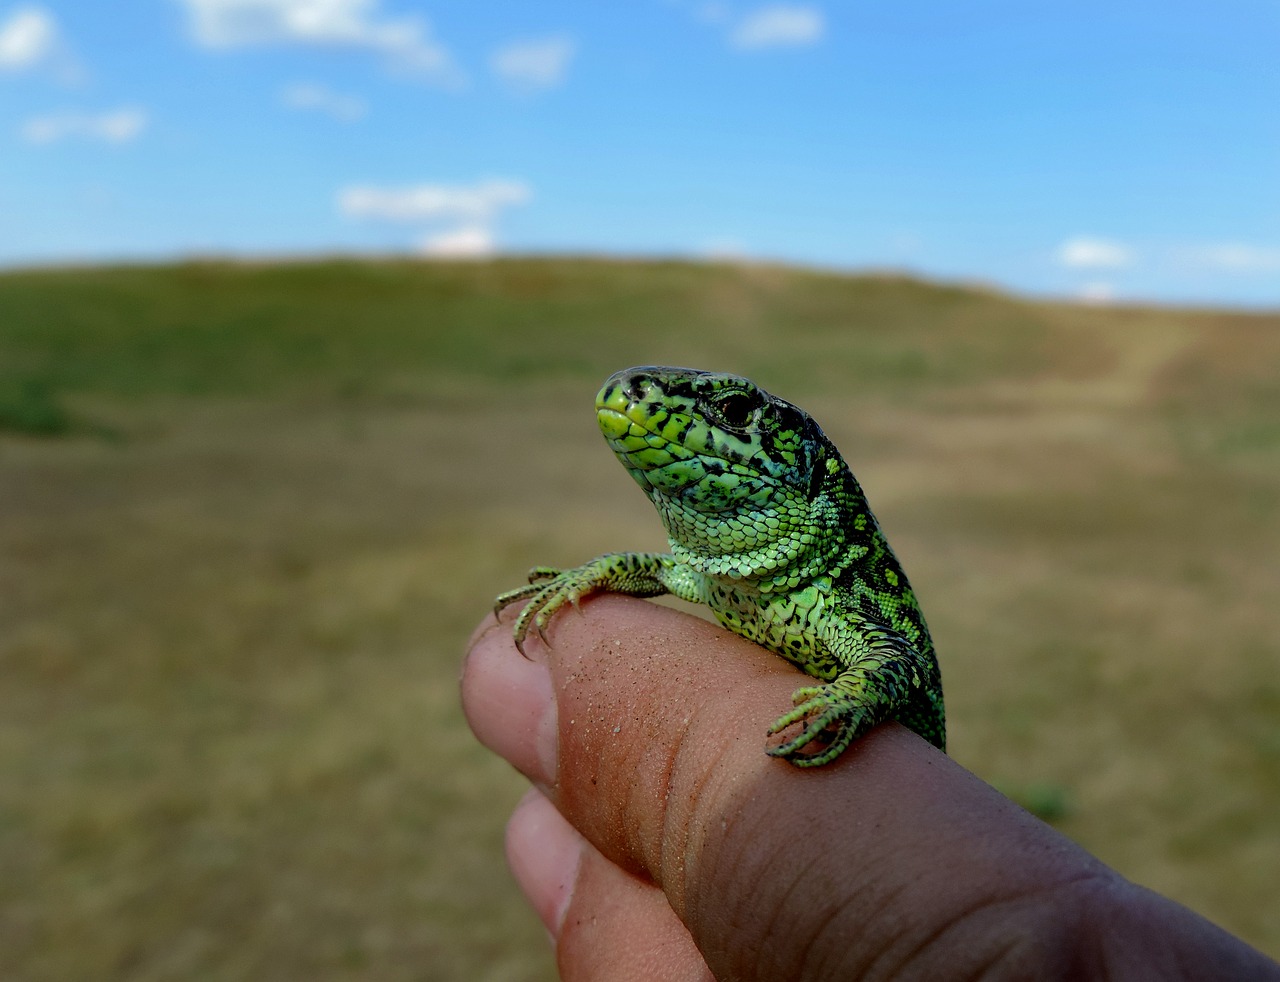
595, 366, 843, 573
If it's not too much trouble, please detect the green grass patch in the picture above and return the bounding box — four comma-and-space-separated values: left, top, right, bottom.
0, 377, 71, 436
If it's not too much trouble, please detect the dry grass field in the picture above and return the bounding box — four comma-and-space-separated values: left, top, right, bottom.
1, 258, 1277, 979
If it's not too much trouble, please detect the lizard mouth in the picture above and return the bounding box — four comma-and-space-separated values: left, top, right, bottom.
595, 395, 716, 486
596, 402, 702, 493
594, 381, 734, 501
596, 405, 635, 443
594, 376, 698, 464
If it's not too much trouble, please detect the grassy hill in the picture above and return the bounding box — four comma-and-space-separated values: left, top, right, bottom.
2, 258, 1277, 979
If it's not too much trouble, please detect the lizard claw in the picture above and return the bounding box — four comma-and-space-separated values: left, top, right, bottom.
494, 552, 670, 669
765, 684, 867, 767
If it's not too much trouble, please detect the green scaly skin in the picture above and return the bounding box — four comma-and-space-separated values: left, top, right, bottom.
495, 366, 945, 767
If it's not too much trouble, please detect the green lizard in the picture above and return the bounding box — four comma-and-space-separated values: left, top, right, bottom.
495, 366, 945, 766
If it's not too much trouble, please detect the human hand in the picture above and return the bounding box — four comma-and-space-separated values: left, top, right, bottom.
461, 595, 1279, 981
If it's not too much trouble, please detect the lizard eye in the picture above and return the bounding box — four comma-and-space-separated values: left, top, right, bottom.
709, 390, 761, 429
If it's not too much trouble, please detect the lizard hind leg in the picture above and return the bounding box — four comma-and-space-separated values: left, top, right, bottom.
765, 679, 874, 768
766, 621, 944, 765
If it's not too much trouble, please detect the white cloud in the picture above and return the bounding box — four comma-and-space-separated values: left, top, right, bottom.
179, 0, 462, 84
280, 81, 365, 120
0, 5, 55, 70
340, 179, 530, 256
1056, 236, 1134, 270
698, 237, 750, 261
21, 107, 147, 145
418, 224, 494, 258
339, 179, 530, 223
1076, 281, 1116, 304
1175, 243, 1280, 274
730, 5, 825, 50
490, 34, 574, 92
0, 4, 80, 80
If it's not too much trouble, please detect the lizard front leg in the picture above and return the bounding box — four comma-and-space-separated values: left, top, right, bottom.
494, 552, 705, 654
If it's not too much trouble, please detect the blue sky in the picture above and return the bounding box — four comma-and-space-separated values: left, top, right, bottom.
1, 1, 1277, 306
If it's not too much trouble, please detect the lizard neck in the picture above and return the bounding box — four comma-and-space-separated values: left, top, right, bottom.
655, 451, 864, 593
